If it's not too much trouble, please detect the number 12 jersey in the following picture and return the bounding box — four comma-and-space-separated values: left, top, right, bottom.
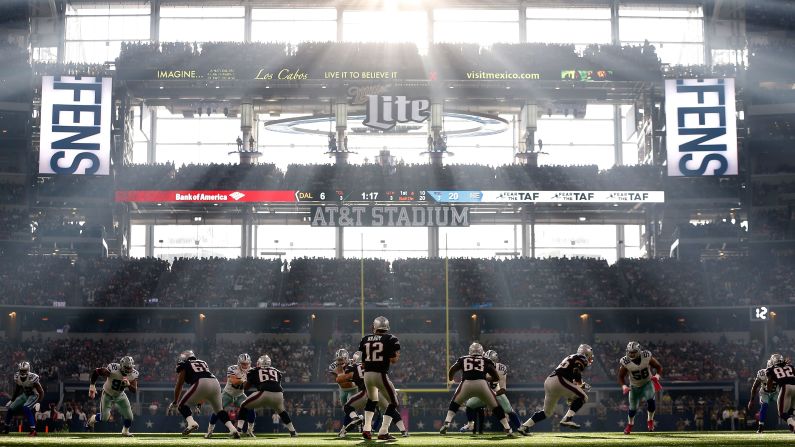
358, 333, 400, 373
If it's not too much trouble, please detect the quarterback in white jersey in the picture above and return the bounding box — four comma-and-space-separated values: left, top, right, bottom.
207, 353, 252, 438
88, 356, 139, 436
617, 341, 663, 434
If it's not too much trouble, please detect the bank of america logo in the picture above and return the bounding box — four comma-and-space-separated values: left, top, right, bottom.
230, 191, 245, 201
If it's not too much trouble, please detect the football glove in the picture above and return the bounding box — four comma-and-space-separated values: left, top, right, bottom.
651, 374, 662, 392
622, 385, 630, 395
88, 384, 97, 399
580, 382, 591, 392
166, 401, 177, 416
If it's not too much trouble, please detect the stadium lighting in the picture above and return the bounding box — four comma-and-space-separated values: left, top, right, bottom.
8, 312, 16, 318
580, 313, 589, 321
578, 216, 587, 221
311, 314, 316, 320
199, 313, 206, 320
471, 314, 477, 320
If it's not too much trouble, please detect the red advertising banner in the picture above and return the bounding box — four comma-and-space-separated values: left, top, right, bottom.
115, 190, 297, 203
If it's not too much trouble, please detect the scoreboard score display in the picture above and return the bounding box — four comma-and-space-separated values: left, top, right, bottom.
295, 190, 427, 202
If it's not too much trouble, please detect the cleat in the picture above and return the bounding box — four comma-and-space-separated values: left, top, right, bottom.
378, 434, 396, 441
28, 430, 37, 437
87, 414, 97, 429
560, 417, 581, 429
362, 430, 372, 440
459, 425, 472, 433
756, 426, 764, 434
204, 432, 213, 439
401, 431, 409, 438
231, 431, 241, 439
338, 430, 347, 438
121, 428, 134, 437
344, 415, 363, 432
505, 430, 515, 437
290, 431, 298, 437
624, 423, 633, 435
182, 422, 199, 436
247, 431, 256, 438
517, 425, 531, 436
647, 420, 655, 432
439, 424, 449, 435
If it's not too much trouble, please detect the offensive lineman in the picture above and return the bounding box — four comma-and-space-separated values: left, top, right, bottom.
206, 353, 252, 438
237, 355, 297, 437
748, 358, 779, 433
765, 353, 795, 432
328, 348, 357, 431
0, 362, 43, 436
87, 356, 139, 436
518, 344, 594, 434
440, 343, 515, 437
168, 350, 240, 438
357, 316, 403, 440
459, 350, 522, 434
618, 341, 664, 434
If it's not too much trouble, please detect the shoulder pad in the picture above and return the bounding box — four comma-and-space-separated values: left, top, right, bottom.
498, 363, 508, 372
227, 365, 237, 373
109, 363, 120, 371
28, 373, 39, 383
131, 369, 139, 378
620, 356, 631, 365
642, 351, 651, 359
758, 369, 768, 381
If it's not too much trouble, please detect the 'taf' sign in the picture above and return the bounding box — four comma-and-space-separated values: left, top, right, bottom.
39, 76, 112, 175
665, 79, 737, 177
363, 95, 430, 131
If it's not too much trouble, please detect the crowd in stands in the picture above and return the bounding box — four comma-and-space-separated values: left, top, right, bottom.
32, 62, 114, 78
674, 222, 747, 239
0, 182, 25, 204
751, 208, 794, 241
0, 41, 32, 103
116, 41, 661, 82
1, 254, 795, 307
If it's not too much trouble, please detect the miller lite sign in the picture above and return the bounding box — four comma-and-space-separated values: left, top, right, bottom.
363, 95, 430, 131
39, 76, 112, 175
665, 78, 737, 176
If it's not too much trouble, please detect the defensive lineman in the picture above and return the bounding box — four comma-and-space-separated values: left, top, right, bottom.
329, 348, 357, 431
749, 357, 780, 433
168, 350, 240, 438
1, 362, 43, 436
459, 349, 522, 434
87, 356, 139, 436
440, 343, 514, 437
237, 355, 297, 437
518, 344, 594, 434
357, 316, 403, 440
206, 353, 252, 438
618, 341, 664, 434
764, 353, 795, 433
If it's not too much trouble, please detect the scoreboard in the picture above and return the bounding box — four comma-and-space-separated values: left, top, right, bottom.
115, 189, 663, 204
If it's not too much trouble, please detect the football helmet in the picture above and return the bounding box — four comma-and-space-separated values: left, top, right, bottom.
468, 342, 484, 356
577, 344, 594, 364
257, 355, 272, 368
18, 361, 30, 378
335, 348, 350, 365
238, 353, 252, 371
626, 341, 641, 359
120, 356, 135, 374
352, 351, 362, 364
373, 316, 390, 332
178, 350, 196, 362
769, 353, 785, 367
485, 350, 499, 363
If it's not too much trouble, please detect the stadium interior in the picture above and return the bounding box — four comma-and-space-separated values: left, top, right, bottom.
0, 0, 794, 442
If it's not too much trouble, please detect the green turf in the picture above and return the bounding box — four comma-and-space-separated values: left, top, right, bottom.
0, 432, 793, 446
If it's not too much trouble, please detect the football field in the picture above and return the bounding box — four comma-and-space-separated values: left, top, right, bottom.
0, 432, 793, 446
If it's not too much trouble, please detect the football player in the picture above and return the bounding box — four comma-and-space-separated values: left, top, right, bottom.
357, 316, 402, 440
328, 348, 357, 432
168, 350, 239, 438
338, 351, 403, 438
87, 356, 139, 436
459, 349, 522, 434
518, 344, 594, 434
764, 353, 795, 432
1, 362, 43, 436
206, 353, 252, 438
440, 343, 514, 437
237, 355, 297, 437
748, 357, 779, 433
618, 341, 664, 434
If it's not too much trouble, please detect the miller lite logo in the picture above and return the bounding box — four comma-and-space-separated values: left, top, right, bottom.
39, 76, 112, 175
363, 95, 430, 131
